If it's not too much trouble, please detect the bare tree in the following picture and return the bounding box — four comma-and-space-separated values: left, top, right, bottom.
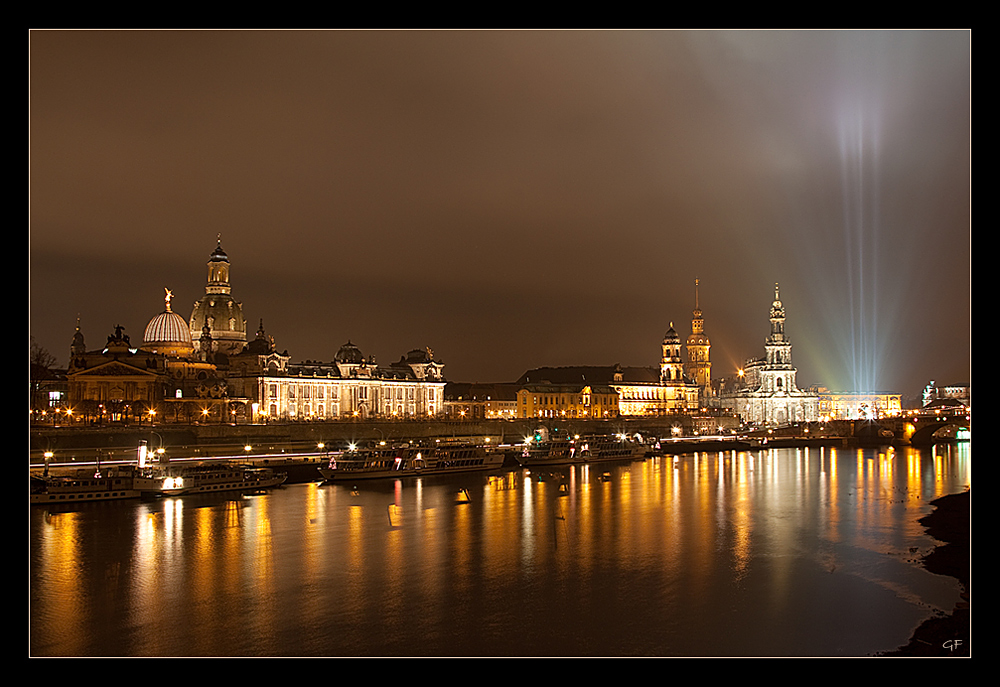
30, 336, 58, 415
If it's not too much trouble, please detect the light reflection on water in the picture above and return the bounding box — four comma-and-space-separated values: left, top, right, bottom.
30, 444, 970, 657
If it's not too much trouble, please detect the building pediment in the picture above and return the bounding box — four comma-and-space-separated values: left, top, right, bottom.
70, 360, 161, 379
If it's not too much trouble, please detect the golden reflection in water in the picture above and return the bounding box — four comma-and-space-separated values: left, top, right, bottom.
302, 483, 323, 574
731, 451, 752, 583
453, 483, 472, 596
190, 504, 220, 652
132, 499, 188, 653
482, 472, 520, 587
690, 452, 712, 601
344, 495, 366, 626
250, 496, 277, 646
827, 447, 843, 547
382, 496, 404, 630
520, 470, 536, 569
38, 511, 86, 654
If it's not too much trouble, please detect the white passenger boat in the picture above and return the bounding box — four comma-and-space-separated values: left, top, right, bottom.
30, 467, 141, 504
519, 433, 645, 468
133, 464, 287, 497
318, 442, 504, 482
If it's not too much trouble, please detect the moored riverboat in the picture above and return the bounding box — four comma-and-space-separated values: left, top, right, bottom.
519, 433, 645, 468
318, 442, 504, 481
30, 467, 141, 504
134, 464, 287, 497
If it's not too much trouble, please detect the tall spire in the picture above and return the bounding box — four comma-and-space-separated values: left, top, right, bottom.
691, 278, 704, 335
685, 278, 711, 396
769, 282, 786, 341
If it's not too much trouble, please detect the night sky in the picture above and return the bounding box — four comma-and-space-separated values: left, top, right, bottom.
29, 30, 970, 398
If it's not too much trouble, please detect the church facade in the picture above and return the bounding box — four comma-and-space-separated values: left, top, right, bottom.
725, 284, 819, 425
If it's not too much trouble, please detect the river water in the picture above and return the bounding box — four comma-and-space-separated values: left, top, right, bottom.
29, 443, 970, 657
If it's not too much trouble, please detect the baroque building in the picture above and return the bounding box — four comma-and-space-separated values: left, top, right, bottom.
66, 323, 167, 423
726, 283, 819, 425
189, 239, 247, 359
65, 288, 233, 424
251, 341, 446, 421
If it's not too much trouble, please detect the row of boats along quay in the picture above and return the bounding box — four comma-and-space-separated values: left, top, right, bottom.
29, 414, 971, 504
30, 430, 653, 502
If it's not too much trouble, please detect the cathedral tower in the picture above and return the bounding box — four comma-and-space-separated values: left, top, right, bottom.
684, 278, 712, 396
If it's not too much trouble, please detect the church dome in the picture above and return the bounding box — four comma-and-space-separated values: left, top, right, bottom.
210, 242, 229, 263
189, 240, 246, 356
335, 341, 365, 364
663, 324, 680, 344
145, 311, 191, 345
143, 288, 194, 357
190, 296, 246, 345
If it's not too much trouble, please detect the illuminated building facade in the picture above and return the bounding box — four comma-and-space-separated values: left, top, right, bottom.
517, 343, 699, 418
516, 383, 619, 419
444, 383, 519, 419
66, 289, 233, 423
66, 323, 167, 423
252, 342, 446, 421
727, 284, 819, 425
922, 380, 970, 408
189, 240, 247, 359
815, 389, 902, 420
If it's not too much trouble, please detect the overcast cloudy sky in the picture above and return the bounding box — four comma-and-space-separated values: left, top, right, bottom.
29, 30, 970, 397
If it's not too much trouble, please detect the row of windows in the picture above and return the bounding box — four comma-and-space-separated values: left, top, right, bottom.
265, 382, 438, 403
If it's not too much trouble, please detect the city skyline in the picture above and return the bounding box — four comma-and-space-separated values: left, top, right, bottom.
29, 30, 971, 397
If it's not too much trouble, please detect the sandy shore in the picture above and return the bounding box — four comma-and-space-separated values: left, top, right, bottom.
878, 489, 970, 657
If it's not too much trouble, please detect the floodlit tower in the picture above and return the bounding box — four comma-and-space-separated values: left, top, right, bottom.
762, 283, 796, 392
189, 238, 247, 357
660, 323, 684, 383
685, 278, 712, 396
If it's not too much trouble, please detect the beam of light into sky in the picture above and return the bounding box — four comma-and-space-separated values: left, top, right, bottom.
838, 102, 882, 394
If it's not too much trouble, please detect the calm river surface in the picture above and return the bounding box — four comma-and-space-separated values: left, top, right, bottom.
29, 444, 970, 657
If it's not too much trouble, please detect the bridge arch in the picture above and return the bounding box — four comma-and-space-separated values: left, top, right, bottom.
905, 416, 970, 446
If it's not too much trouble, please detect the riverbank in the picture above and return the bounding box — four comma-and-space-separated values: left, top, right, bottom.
879, 489, 970, 657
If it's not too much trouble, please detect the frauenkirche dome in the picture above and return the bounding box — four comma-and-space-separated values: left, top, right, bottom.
189, 239, 247, 356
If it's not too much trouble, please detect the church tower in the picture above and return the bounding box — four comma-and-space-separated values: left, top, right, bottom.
660, 323, 684, 383
684, 278, 712, 397
762, 283, 796, 393
189, 238, 247, 357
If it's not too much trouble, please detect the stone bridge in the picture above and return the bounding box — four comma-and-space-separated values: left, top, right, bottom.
878, 409, 971, 446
